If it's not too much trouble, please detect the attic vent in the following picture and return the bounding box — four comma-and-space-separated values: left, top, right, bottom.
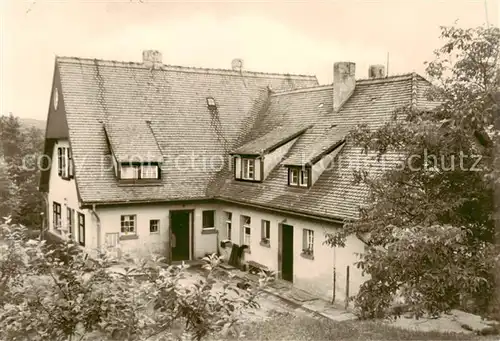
206, 97, 217, 109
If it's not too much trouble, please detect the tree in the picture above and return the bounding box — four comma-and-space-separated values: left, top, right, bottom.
0, 222, 267, 341
0, 115, 45, 227
326, 25, 500, 319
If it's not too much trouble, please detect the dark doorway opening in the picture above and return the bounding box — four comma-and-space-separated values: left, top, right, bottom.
281, 224, 294, 282
170, 210, 191, 261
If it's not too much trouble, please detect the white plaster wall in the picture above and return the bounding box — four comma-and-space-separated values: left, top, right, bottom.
215, 204, 366, 303
95, 202, 220, 260
47, 139, 93, 248
263, 138, 297, 179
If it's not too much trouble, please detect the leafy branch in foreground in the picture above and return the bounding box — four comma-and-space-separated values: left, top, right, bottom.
0, 222, 268, 341
325, 25, 500, 319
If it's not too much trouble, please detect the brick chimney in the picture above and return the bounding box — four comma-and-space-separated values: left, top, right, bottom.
333, 62, 356, 112
368, 65, 386, 79
142, 50, 163, 69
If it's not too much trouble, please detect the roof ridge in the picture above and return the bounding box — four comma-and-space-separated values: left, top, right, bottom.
55, 56, 317, 80
356, 73, 415, 84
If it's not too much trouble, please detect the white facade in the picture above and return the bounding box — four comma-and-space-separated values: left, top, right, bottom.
47, 139, 366, 304
47, 139, 93, 248
216, 204, 366, 303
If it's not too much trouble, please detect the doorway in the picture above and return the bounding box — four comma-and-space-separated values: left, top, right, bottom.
281, 224, 294, 282
170, 210, 192, 261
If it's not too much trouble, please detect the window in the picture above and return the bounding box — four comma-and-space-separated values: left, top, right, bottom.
302, 229, 314, 254
242, 158, 255, 180
300, 169, 309, 187
121, 215, 136, 235
288, 167, 310, 188
242, 216, 251, 247
68, 149, 74, 177
290, 168, 299, 185
53, 202, 61, 231
119, 164, 160, 180
150, 219, 159, 233
57, 147, 73, 179
57, 148, 63, 176
120, 165, 140, 179
78, 213, 85, 246
225, 212, 232, 240
67, 207, 74, 238
261, 220, 270, 246
202, 210, 215, 229
141, 165, 158, 179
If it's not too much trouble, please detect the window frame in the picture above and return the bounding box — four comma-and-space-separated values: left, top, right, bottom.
242, 158, 256, 180
202, 210, 216, 230
53, 202, 61, 231
288, 167, 310, 188
302, 229, 314, 254
119, 163, 161, 181
78, 212, 85, 246
57, 146, 73, 180
149, 219, 160, 234
242, 215, 251, 247
225, 212, 232, 241
120, 215, 137, 235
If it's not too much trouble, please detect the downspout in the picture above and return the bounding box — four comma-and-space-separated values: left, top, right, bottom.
91, 204, 101, 251
41, 193, 49, 241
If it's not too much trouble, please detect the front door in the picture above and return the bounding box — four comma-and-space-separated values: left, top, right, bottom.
281, 224, 294, 282
170, 210, 191, 261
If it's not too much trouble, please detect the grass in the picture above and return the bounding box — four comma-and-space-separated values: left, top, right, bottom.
218, 311, 496, 341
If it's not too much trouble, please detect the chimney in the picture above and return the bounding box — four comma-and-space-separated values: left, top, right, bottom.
142, 50, 163, 69
333, 62, 356, 112
231, 58, 243, 72
368, 65, 386, 78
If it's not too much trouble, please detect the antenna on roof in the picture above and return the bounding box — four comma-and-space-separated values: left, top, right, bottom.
484, 0, 490, 27
386, 52, 390, 77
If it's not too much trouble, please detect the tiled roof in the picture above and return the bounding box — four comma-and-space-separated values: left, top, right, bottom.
282, 125, 348, 166
47, 53, 437, 221
216, 74, 436, 220
230, 123, 311, 155
54, 56, 318, 203
104, 119, 163, 163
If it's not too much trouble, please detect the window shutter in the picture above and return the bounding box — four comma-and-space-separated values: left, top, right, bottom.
254, 158, 261, 181
234, 157, 241, 179
67, 148, 74, 177
57, 148, 62, 175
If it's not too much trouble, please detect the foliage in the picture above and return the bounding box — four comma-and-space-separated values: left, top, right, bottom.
0, 113, 45, 227
325, 25, 500, 319
0, 222, 267, 341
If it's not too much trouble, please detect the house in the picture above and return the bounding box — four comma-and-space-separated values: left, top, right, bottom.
39, 51, 433, 303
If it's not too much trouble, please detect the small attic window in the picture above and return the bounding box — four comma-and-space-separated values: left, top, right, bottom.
206, 97, 217, 110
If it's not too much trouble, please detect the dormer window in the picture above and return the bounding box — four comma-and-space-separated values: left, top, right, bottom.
242, 158, 255, 180
119, 163, 161, 183
206, 97, 217, 110
288, 167, 310, 188
233, 156, 261, 182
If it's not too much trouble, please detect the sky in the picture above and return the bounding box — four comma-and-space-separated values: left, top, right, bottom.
1, 0, 498, 120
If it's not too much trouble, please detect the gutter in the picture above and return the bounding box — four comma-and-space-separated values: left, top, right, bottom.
91, 204, 101, 250
215, 197, 348, 225
81, 197, 350, 225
